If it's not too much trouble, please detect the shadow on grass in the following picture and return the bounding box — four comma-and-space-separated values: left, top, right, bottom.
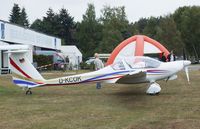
110, 88, 145, 96
102, 83, 178, 110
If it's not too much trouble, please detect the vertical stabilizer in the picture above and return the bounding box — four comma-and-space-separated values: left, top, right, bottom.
9, 50, 45, 88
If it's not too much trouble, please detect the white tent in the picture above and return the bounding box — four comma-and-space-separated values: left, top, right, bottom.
60, 45, 82, 69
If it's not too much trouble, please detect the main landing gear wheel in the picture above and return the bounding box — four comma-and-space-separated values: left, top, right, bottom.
146, 82, 161, 95
25, 88, 32, 95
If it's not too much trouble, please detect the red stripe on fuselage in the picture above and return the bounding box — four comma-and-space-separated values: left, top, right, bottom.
9, 57, 32, 79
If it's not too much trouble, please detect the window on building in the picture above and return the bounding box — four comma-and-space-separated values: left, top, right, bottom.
54, 38, 57, 48
1, 23, 5, 39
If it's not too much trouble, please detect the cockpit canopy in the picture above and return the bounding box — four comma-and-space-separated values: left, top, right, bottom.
111, 56, 161, 70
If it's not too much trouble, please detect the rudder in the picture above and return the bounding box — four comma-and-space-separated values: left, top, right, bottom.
9, 50, 45, 88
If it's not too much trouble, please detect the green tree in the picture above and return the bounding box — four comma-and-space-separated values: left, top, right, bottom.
20, 7, 29, 27
31, 8, 75, 45
30, 19, 43, 31
76, 3, 102, 58
42, 8, 57, 35
9, 4, 29, 27
143, 17, 160, 39
9, 3, 21, 24
31, 8, 57, 35
133, 18, 148, 34
173, 6, 200, 58
155, 16, 184, 55
99, 6, 129, 53
57, 8, 75, 45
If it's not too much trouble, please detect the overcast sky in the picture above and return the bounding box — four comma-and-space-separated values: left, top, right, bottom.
0, 0, 199, 24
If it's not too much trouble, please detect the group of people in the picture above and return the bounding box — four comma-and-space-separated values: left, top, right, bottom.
160, 50, 176, 62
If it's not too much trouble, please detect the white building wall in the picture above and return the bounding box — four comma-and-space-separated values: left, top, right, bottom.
0, 20, 63, 74
0, 20, 61, 50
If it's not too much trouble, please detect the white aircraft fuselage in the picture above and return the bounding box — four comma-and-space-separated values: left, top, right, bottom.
43, 58, 190, 86
9, 52, 191, 95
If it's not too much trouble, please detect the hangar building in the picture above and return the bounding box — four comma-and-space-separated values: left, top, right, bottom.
0, 19, 62, 74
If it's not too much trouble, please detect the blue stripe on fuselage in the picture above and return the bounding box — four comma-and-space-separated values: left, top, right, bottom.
82, 70, 132, 82
13, 80, 37, 86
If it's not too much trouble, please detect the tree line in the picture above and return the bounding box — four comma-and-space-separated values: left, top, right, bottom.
9, 4, 200, 60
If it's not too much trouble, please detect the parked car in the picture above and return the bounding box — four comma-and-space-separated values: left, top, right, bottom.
85, 57, 95, 65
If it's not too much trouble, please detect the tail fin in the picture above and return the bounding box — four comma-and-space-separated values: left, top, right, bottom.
9, 50, 45, 88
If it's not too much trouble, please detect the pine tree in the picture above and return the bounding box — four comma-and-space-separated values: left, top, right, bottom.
9, 4, 29, 27
42, 8, 57, 35
20, 7, 29, 27
30, 19, 43, 31
9, 4, 21, 24
57, 8, 75, 45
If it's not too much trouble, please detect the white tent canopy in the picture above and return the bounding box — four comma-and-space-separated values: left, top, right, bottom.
60, 45, 82, 69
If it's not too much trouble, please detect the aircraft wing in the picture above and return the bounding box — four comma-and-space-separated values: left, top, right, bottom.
116, 70, 146, 84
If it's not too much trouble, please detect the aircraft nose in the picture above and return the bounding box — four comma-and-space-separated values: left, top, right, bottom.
184, 60, 191, 66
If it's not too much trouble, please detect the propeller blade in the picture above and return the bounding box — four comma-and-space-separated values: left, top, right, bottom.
184, 66, 190, 84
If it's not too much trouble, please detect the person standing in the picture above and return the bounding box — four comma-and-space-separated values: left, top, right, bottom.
65, 56, 70, 70
167, 50, 176, 62
94, 53, 104, 89
160, 52, 167, 62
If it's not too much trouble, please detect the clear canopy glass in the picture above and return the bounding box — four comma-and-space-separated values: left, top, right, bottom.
111, 56, 161, 70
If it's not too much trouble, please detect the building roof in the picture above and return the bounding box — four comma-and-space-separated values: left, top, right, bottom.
0, 19, 61, 50
0, 19, 60, 39
60, 45, 82, 56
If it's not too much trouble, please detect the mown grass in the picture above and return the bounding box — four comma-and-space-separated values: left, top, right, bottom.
0, 69, 200, 129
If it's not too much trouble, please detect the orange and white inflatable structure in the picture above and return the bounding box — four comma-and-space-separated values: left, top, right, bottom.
107, 35, 170, 65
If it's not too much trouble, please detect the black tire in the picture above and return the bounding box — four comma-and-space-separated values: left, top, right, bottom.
25, 90, 32, 95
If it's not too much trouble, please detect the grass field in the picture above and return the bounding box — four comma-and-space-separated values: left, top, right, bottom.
0, 69, 200, 129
